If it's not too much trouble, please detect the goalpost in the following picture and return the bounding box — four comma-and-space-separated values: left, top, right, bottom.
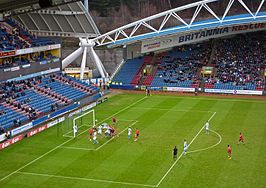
73, 109, 96, 129
62, 109, 96, 138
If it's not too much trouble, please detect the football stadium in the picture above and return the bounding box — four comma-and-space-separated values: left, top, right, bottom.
0, 0, 265, 187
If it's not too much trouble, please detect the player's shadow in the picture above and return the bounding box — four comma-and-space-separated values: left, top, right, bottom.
239, 143, 249, 149
184, 154, 196, 161
229, 158, 240, 164
175, 161, 185, 168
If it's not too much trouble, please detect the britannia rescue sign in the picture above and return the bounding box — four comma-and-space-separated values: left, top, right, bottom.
141, 23, 266, 53
178, 27, 229, 43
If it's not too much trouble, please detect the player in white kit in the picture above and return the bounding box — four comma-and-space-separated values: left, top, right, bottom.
93, 131, 98, 144
184, 139, 188, 155
128, 127, 132, 140
98, 125, 103, 135
205, 121, 209, 134
73, 124, 78, 138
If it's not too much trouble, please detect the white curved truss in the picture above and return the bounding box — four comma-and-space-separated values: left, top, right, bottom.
63, 0, 266, 78
91, 0, 266, 46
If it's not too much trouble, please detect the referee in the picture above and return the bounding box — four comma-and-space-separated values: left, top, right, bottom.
173, 146, 178, 159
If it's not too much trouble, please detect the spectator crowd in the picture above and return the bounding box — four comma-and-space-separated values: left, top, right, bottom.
211, 32, 266, 89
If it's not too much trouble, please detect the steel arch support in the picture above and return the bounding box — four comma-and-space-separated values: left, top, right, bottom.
62, 47, 83, 69
80, 47, 87, 80
88, 47, 106, 78
62, 38, 109, 79
256, 0, 265, 16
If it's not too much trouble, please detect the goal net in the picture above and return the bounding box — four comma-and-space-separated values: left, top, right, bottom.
62, 109, 96, 138
73, 109, 96, 129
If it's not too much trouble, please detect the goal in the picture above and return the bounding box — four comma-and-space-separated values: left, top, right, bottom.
73, 109, 96, 129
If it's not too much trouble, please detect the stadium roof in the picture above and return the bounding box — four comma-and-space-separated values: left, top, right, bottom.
0, 0, 36, 12
89, 0, 266, 47
107, 11, 266, 47
13, 1, 100, 38
0, 0, 81, 14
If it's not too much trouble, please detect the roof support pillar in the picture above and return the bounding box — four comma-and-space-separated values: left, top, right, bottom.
84, 0, 89, 12
62, 47, 83, 69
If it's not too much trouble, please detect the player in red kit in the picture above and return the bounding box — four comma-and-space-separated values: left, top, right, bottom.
109, 125, 116, 137
238, 132, 244, 144
227, 145, 232, 160
112, 117, 117, 125
134, 128, 140, 142
89, 128, 93, 141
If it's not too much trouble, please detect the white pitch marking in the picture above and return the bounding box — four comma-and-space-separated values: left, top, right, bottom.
0, 96, 147, 182
61, 120, 138, 152
155, 112, 216, 187
187, 129, 222, 154
16, 171, 157, 188
62, 124, 91, 138
150, 95, 266, 103
63, 119, 135, 138
62, 135, 73, 138
116, 119, 139, 122
131, 107, 215, 113
60, 146, 95, 151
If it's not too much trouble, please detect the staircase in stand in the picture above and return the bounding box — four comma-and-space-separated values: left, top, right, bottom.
130, 56, 153, 85
141, 55, 162, 86
142, 66, 158, 86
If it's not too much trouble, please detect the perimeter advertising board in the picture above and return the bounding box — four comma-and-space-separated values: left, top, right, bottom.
0, 134, 23, 150
141, 23, 266, 53
205, 89, 263, 95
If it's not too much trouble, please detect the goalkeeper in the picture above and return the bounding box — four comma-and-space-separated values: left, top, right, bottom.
73, 124, 78, 138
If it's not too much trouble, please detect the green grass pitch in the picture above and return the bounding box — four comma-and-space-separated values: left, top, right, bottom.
0, 93, 265, 188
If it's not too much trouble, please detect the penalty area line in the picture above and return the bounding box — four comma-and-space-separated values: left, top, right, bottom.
16, 171, 157, 188
60, 146, 95, 151
155, 112, 217, 187
62, 135, 73, 138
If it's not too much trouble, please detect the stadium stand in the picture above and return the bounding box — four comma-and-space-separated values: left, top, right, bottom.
207, 32, 266, 91
0, 19, 56, 51
0, 19, 59, 69
151, 43, 211, 88
112, 57, 144, 85
0, 73, 99, 131
112, 32, 265, 92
